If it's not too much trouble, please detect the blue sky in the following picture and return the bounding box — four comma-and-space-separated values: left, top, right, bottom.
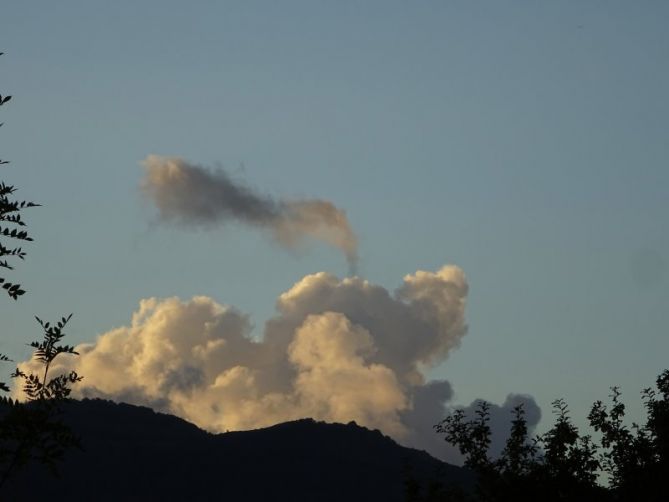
2, 1, 668, 436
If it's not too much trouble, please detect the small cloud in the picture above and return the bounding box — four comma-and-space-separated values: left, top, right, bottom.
140, 155, 358, 272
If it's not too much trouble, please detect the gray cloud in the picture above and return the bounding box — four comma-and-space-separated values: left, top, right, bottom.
141, 155, 359, 272
402, 388, 541, 463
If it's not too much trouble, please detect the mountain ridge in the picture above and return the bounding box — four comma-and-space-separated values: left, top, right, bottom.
3, 398, 472, 501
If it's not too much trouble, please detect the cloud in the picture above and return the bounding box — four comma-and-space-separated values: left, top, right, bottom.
140, 155, 359, 272
16, 265, 539, 463
401, 387, 541, 462
288, 313, 409, 436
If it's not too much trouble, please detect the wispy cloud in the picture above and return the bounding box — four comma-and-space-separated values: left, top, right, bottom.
140, 155, 359, 272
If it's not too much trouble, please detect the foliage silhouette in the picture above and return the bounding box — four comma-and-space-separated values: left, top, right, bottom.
0, 53, 81, 489
0, 315, 82, 488
430, 369, 669, 501
587, 371, 669, 501
0, 53, 39, 301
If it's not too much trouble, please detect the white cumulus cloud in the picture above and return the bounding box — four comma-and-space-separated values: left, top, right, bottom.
15, 265, 539, 463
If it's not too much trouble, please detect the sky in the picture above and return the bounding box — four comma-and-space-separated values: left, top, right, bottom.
2, 1, 668, 462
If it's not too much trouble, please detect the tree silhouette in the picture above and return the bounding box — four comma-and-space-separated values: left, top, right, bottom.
0, 52, 81, 490
587, 371, 669, 501
0, 52, 39, 301
0, 315, 82, 488
432, 370, 669, 501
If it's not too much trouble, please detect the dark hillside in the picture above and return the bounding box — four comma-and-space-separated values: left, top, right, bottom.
3, 399, 472, 501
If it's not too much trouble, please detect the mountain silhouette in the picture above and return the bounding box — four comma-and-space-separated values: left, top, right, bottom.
3, 399, 472, 501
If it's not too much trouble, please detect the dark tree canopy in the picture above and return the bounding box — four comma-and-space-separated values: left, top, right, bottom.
0, 315, 82, 489
430, 369, 669, 502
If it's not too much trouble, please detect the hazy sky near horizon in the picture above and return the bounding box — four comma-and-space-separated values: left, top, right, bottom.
2, 1, 668, 440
